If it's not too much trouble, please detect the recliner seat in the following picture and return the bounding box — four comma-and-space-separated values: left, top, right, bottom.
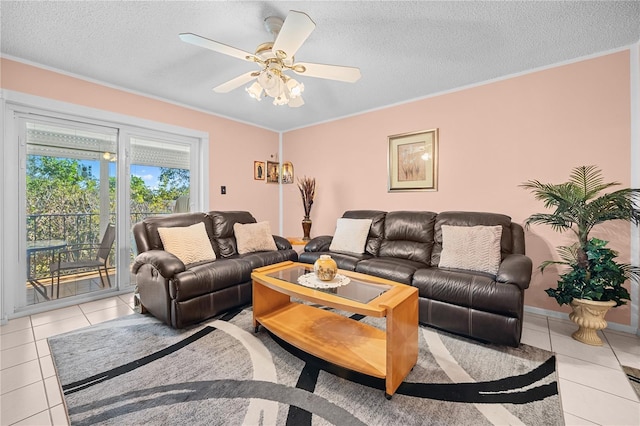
299, 210, 532, 347
132, 211, 298, 328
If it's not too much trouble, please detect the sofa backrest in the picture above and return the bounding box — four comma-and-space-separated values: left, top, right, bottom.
208, 211, 257, 258
378, 211, 437, 264
341, 210, 387, 256
430, 211, 515, 267
132, 212, 213, 254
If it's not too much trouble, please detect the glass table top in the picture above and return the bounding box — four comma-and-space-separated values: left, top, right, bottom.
265, 265, 392, 304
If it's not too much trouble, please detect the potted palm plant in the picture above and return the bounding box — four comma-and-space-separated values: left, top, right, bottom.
521, 165, 640, 345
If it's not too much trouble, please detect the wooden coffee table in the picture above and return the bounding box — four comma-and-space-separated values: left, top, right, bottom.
251, 261, 418, 398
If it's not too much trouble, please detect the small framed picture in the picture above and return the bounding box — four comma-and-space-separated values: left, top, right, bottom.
254, 161, 265, 180
388, 128, 438, 192
281, 161, 294, 184
266, 161, 280, 183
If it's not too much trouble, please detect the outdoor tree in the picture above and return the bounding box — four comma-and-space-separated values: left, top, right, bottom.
147, 167, 190, 212
26, 156, 190, 279
156, 168, 190, 201
27, 156, 98, 215
27, 156, 100, 244
27, 157, 190, 240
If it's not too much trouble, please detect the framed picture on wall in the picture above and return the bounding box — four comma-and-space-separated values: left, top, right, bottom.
254, 161, 265, 180
281, 161, 294, 184
388, 128, 438, 192
266, 161, 280, 183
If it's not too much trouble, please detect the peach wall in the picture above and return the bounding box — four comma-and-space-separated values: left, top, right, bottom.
2, 52, 635, 326
283, 51, 633, 325
0, 58, 280, 226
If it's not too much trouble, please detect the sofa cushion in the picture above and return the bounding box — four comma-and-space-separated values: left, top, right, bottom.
299, 251, 371, 271
141, 212, 213, 251
378, 211, 437, 264
355, 257, 426, 285
157, 222, 216, 265
329, 218, 373, 254
233, 221, 278, 254
209, 211, 257, 258
239, 249, 299, 270
431, 211, 513, 267
439, 225, 502, 275
341, 210, 387, 256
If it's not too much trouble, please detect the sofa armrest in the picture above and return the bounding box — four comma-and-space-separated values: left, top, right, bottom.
496, 254, 532, 290
273, 235, 293, 250
304, 235, 333, 252
131, 250, 186, 277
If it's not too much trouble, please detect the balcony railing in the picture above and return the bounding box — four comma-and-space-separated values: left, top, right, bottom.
26, 211, 166, 280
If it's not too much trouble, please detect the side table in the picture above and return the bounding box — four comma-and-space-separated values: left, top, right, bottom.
286, 237, 308, 254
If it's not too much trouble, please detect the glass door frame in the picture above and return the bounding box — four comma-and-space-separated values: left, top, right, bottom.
19, 113, 119, 306
1, 93, 209, 320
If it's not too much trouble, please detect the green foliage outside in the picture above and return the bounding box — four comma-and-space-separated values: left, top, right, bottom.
27, 156, 189, 277
129, 167, 190, 214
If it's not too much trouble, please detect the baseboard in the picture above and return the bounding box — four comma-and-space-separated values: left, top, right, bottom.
524, 305, 640, 336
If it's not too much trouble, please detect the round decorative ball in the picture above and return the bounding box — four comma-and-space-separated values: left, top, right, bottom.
314, 255, 338, 281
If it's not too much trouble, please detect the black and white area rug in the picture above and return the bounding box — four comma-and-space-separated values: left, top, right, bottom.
623, 365, 640, 399
48, 308, 564, 425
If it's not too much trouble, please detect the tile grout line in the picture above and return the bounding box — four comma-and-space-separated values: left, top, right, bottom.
32, 312, 55, 425
34, 308, 73, 423
551, 328, 636, 405
563, 410, 604, 426
545, 317, 553, 354
4, 317, 49, 425
558, 375, 640, 404
548, 317, 570, 420
556, 351, 633, 373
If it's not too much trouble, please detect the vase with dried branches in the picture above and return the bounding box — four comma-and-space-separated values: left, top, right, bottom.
297, 176, 316, 240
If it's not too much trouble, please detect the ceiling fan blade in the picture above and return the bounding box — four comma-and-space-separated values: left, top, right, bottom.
213, 71, 257, 93
179, 33, 254, 61
272, 11, 316, 59
293, 62, 361, 83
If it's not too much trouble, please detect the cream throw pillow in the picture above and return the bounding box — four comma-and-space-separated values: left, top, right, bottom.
329, 218, 373, 255
234, 221, 278, 254
438, 225, 502, 275
157, 222, 216, 265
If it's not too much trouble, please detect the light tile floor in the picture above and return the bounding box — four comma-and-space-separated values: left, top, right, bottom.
1, 297, 639, 425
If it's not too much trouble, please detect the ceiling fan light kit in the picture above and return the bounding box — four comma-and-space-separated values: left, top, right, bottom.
247, 60, 306, 106
179, 10, 360, 108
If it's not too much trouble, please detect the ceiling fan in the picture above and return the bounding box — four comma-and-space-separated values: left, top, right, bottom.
179, 10, 361, 107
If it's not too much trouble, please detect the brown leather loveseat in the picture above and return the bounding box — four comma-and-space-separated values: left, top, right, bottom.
299, 210, 532, 346
132, 211, 298, 328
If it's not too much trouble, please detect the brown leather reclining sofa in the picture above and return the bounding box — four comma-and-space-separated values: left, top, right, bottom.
299, 210, 532, 346
132, 211, 298, 328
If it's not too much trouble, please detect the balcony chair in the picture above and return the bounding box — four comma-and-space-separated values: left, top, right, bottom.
50, 223, 116, 298
173, 195, 190, 213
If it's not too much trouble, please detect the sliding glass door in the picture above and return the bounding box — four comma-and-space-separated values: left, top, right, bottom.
14, 115, 201, 309
22, 118, 118, 305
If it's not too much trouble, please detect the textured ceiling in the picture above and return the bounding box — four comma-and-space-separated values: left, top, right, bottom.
2, 1, 639, 132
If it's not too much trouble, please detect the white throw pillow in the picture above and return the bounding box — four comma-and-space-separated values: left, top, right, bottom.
329, 218, 373, 255
438, 225, 502, 275
234, 221, 278, 254
157, 222, 216, 265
